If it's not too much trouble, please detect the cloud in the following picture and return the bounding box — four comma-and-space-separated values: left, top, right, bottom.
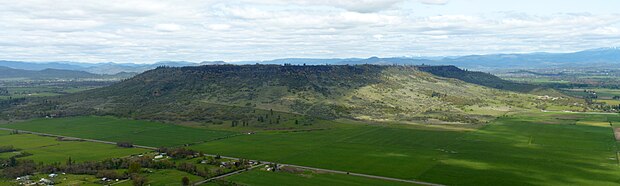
237, 0, 405, 13
154, 24, 182, 32
419, 0, 450, 5
206, 24, 231, 31
0, 0, 618, 63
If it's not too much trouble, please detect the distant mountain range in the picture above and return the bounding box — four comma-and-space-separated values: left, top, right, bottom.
0, 60, 226, 75
0, 66, 135, 79
244, 47, 620, 70
1, 47, 618, 74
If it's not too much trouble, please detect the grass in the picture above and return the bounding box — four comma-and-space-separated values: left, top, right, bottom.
190, 125, 466, 179
1, 173, 105, 186
0, 133, 147, 164
190, 111, 620, 185
2, 116, 237, 147
222, 169, 418, 186
115, 169, 203, 186
417, 112, 620, 185
3, 112, 618, 185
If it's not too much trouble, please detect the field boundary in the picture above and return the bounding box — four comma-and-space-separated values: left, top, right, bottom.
0, 127, 444, 186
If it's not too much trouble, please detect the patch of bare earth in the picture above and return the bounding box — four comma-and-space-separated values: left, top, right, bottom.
614, 128, 620, 141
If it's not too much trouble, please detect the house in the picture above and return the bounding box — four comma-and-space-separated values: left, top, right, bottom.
16, 175, 30, 181
154, 155, 164, 159
39, 178, 54, 185
48, 173, 58, 178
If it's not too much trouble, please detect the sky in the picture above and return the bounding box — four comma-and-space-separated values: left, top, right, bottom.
0, 0, 619, 63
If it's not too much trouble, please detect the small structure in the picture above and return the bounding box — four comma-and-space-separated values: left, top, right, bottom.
16, 175, 31, 181
48, 173, 58, 178
39, 178, 54, 185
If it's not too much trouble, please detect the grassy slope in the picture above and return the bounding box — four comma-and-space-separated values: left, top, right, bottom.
2, 116, 236, 147
0, 133, 147, 163
224, 169, 418, 186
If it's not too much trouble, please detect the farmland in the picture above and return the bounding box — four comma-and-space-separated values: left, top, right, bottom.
0, 133, 147, 164
2, 112, 620, 185
115, 169, 203, 186
190, 112, 620, 185
3, 116, 236, 147
222, 169, 417, 186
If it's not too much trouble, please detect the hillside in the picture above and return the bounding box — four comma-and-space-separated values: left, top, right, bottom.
1, 65, 579, 125
417, 66, 539, 92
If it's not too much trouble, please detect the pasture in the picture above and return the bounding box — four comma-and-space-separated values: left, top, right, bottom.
190, 125, 466, 179
3, 112, 619, 185
223, 169, 417, 186
2, 116, 236, 147
115, 169, 203, 186
0, 133, 147, 164
191, 112, 620, 185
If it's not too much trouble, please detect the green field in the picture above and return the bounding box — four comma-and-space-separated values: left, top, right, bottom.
115, 169, 203, 186
0, 133, 147, 163
1, 173, 105, 186
2, 116, 237, 147
222, 169, 417, 186
3, 113, 620, 185
190, 112, 620, 185
191, 124, 465, 179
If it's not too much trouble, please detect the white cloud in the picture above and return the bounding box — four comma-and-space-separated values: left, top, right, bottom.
238, 0, 405, 13
0, 0, 618, 63
419, 0, 450, 5
154, 24, 182, 32
206, 24, 231, 31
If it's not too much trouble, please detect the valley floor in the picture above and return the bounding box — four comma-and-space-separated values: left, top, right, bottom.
1, 111, 619, 185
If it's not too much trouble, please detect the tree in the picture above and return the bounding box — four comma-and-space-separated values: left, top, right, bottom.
182, 176, 190, 186
128, 162, 141, 174
8, 157, 17, 167
66, 157, 73, 166
132, 175, 148, 186
117, 142, 134, 148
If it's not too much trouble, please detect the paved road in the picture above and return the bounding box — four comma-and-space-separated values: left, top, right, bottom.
0, 127, 444, 186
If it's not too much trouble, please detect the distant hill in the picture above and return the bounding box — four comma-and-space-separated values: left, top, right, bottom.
0, 60, 206, 75
1, 65, 575, 124
235, 48, 620, 70
2, 47, 618, 74
0, 66, 130, 79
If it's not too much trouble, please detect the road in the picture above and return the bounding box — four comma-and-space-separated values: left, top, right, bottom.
192, 163, 265, 185
0, 127, 444, 186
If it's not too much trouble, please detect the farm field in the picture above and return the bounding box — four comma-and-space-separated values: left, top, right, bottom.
2, 112, 619, 185
191, 112, 620, 185
221, 169, 417, 186
2, 116, 237, 147
0, 133, 147, 163
190, 125, 465, 179
114, 169, 203, 186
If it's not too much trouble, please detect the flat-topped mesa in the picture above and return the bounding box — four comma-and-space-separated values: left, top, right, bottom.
1, 64, 555, 124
